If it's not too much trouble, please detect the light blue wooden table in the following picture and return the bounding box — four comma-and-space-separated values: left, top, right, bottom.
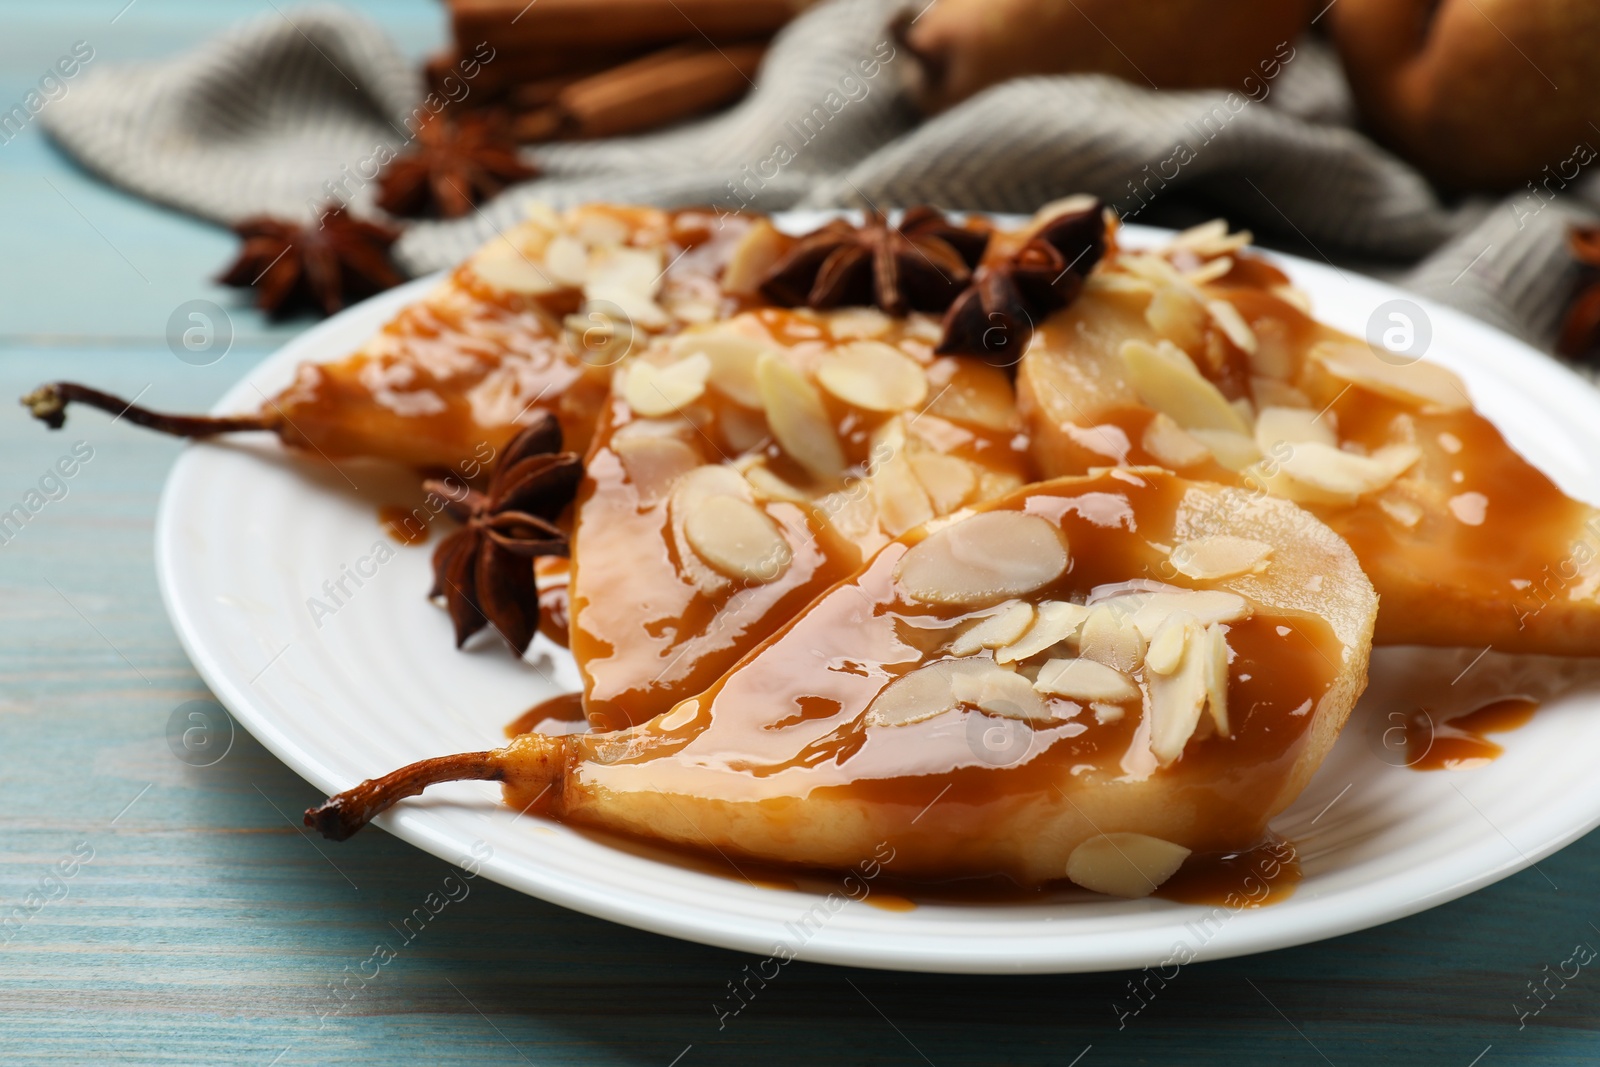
3, 3, 1599, 1063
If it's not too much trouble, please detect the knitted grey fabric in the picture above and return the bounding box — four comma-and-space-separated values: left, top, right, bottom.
40, 0, 1600, 354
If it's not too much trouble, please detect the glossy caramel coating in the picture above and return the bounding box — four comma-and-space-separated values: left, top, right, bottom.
570, 308, 1032, 729
510, 471, 1376, 886
271, 207, 754, 468
1020, 240, 1600, 654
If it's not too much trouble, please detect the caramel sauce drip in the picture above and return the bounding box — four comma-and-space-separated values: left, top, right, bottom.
535, 556, 572, 649
1406, 696, 1540, 771
506, 691, 588, 738
378, 504, 430, 545
1155, 836, 1301, 907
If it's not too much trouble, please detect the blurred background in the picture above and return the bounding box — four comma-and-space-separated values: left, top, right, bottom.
5, 1, 1600, 1064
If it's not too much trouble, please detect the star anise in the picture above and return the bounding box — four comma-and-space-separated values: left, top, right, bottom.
425, 414, 582, 656
758, 206, 991, 316
217, 205, 403, 318
936, 199, 1107, 366
376, 111, 539, 220
1557, 223, 1600, 360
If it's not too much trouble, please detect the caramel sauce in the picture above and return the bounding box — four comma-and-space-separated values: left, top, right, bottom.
378, 504, 430, 545
1155, 836, 1301, 907
559, 473, 1348, 884
1317, 385, 1593, 650
506, 691, 588, 738
271, 207, 754, 469
1406, 696, 1539, 770
569, 308, 1034, 730
535, 556, 571, 648
1029, 245, 1600, 655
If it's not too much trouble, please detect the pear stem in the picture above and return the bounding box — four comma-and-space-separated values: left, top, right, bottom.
304, 750, 506, 841
20, 381, 277, 437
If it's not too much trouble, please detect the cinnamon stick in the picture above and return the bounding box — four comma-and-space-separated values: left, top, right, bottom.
513, 41, 767, 142
451, 0, 804, 51
426, 44, 652, 101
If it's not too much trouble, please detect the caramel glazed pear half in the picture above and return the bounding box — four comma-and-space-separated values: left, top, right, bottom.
309, 470, 1378, 896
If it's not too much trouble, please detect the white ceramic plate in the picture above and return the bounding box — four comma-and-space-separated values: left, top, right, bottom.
155, 219, 1600, 974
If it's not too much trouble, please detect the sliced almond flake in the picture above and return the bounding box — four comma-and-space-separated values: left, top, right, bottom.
542, 233, 589, 286
1169, 222, 1253, 259
756, 351, 847, 481
684, 494, 792, 583
613, 434, 701, 508
866, 415, 908, 476
620, 352, 711, 417
1275, 441, 1421, 503
585, 244, 669, 329
826, 307, 894, 339
1188, 429, 1262, 471
1144, 287, 1207, 350
1168, 535, 1273, 581
872, 451, 935, 537
1140, 412, 1212, 469
1145, 614, 1208, 765
909, 452, 978, 516
904, 313, 945, 343
1118, 252, 1187, 287
995, 601, 1091, 664
672, 329, 769, 408
1088, 587, 1252, 642
743, 461, 810, 504
720, 219, 788, 296
1034, 657, 1140, 703
895, 511, 1069, 607
1183, 256, 1234, 286
1206, 298, 1258, 355
669, 464, 752, 595
1122, 339, 1251, 434
865, 659, 996, 727
817, 482, 878, 546
1312, 342, 1469, 412
1254, 405, 1335, 454
1092, 702, 1125, 724
468, 239, 566, 295
1066, 833, 1191, 898
1143, 612, 1192, 675
951, 665, 1053, 723
951, 601, 1036, 657
571, 210, 630, 248
1077, 603, 1147, 673
1202, 622, 1231, 736
817, 341, 929, 412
